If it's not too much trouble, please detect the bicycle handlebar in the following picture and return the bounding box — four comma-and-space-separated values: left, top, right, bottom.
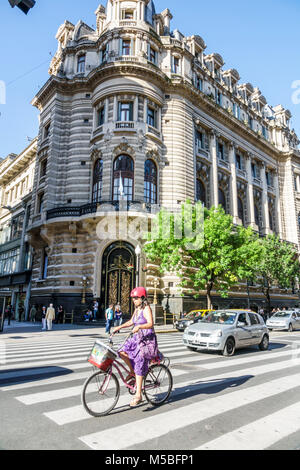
109, 330, 134, 348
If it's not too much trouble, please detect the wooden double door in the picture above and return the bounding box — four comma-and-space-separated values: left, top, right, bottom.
101, 242, 136, 317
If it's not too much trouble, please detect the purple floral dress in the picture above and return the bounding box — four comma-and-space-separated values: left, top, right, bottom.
118, 309, 158, 376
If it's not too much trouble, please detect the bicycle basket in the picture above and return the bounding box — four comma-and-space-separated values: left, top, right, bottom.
87, 341, 118, 371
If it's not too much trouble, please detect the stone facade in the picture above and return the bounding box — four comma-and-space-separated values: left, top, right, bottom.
10, 0, 300, 315
0, 139, 36, 319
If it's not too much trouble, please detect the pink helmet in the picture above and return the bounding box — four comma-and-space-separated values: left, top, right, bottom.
130, 287, 147, 298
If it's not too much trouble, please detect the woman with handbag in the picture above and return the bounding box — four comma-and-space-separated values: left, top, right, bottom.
112, 287, 158, 408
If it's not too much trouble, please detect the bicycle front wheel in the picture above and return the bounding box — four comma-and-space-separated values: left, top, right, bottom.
81, 370, 120, 417
143, 364, 173, 406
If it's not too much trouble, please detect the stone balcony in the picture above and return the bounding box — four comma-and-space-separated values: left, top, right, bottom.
46, 200, 160, 221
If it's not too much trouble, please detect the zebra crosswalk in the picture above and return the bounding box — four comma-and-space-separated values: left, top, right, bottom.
1, 332, 300, 450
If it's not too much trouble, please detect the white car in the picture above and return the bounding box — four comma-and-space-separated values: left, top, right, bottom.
266, 310, 300, 332
183, 310, 269, 356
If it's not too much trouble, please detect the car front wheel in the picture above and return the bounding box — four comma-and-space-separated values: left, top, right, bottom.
222, 338, 235, 357
258, 334, 269, 351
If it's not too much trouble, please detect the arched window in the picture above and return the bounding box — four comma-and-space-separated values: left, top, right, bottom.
113, 155, 134, 201
196, 179, 206, 205
238, 197, 244, 225
218, 188, 226, 212
144, 159, 157, 204
92, 159, 103, 203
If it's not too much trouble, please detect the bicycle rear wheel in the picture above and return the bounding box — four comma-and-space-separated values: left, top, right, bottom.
81, 369, 120, 417
143, 364, 173, 406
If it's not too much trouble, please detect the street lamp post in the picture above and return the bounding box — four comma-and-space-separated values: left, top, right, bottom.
135, 245, 141, 287
153, 277, 159, 305
81, 276, 88, 304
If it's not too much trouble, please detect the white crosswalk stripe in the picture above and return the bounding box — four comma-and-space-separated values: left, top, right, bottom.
1, 332, 300, 450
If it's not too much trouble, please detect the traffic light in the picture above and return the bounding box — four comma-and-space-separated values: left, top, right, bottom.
8, 0, 36, 14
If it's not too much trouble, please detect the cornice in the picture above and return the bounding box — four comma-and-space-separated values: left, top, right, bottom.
167, 80, 286, 161
32, 61, 169, 110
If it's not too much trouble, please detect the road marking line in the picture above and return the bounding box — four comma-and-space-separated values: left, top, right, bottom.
78, 372, 300, 450
196, 401, 300, 450
43, 357, 300, 424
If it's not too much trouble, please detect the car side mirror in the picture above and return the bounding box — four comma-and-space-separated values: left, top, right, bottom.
237, 321, 246, 327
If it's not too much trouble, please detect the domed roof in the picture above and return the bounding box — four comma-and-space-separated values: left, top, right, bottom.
105, 0, 156, 24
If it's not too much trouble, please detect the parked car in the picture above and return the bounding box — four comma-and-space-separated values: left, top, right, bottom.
183, 309, 269, 356
175, 310, 212, 331
266, 310, 300, 332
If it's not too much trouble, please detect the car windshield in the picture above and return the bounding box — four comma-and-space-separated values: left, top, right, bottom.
200, 311, 237, 325
184, 313, 196, 320
273, 312, 291, 318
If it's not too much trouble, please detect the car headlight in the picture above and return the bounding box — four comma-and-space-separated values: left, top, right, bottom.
213, 330, 222, 337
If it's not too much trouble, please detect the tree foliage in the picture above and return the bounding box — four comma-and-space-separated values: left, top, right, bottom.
252, 234, 300, 312
144, 203, 261, 309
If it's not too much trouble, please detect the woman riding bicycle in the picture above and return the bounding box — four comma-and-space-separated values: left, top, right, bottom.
112, 287, 158, 407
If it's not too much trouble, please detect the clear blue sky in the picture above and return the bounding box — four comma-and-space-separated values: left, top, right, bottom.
1, 0, 300, 157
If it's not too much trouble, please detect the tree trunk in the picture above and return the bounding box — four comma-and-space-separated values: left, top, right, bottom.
206, 283, 213, 310
265, 288, 271, 316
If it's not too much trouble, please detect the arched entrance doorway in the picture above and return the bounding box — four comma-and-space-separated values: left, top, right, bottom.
101, 242, 136, 317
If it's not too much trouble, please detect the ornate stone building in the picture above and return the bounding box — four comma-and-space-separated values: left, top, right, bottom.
0, 139, 36, 319
24, 0, 300, 315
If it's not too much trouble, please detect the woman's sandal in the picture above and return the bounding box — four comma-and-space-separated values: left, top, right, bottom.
130, 396, 142, 408
125, 373, 135, 383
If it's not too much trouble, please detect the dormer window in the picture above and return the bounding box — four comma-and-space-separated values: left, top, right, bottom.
172, 57, 180, 74
123, 10, 134, 19
77, 55, 86, 73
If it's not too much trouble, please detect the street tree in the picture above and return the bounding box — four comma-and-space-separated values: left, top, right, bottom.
253, 234, 300, 313
144, 203, 261, 309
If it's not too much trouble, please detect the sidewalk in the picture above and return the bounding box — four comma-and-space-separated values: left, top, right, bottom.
0, 320, 177, 339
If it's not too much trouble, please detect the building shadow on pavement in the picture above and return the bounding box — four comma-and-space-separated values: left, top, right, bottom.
0, 366, 74, 386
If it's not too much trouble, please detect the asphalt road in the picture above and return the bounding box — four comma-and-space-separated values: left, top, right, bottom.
1, 327, 300, 451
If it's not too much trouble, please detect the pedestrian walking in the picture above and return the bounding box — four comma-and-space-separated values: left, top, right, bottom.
18, 305, 24, 322
105, 304, 114, 335
46, 303, 55, 331
93, 300, 99, 322
41, 306, 47, 330
57, 305, 64, 324
7, 305, 13, 326
114, 304, 123, 327
30, 305, 37, 323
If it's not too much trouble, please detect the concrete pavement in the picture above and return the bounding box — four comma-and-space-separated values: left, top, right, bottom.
0, 320, 177, 340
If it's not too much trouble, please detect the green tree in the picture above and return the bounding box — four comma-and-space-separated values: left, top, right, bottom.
253, 234, 300, 314
144, 203, 261, 309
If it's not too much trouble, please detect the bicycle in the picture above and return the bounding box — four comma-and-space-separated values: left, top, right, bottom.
81, 331, 173, 417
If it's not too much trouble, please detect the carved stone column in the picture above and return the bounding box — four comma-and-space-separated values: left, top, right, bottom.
260, 161, 270, 235
245, 153, 256, 228
229, 143, 239, 224
209, 130, 219, 207
273, 169, 283, 238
